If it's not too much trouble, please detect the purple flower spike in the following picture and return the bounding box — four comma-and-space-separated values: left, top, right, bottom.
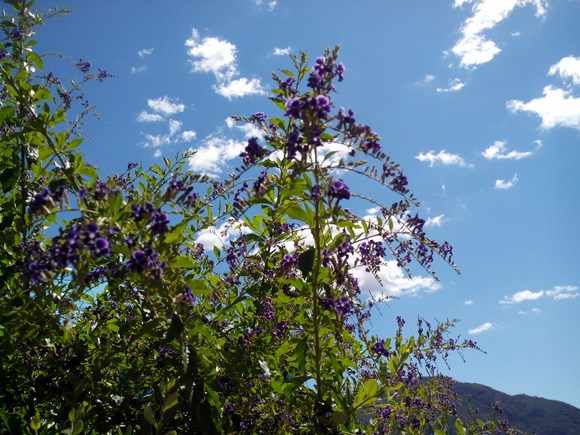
329, 180, 351, 201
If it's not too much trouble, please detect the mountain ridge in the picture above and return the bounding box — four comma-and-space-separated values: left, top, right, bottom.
451, 381, 580, 434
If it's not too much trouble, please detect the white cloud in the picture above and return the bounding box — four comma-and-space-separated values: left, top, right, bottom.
227, 117, 264, 139
185, 28, 237, 82
351, 260, 440, 300
481, 140, 533, 160
317, 142, 352, 168
500, 285, 578, 305
137, 111, 164, 123
546, 285, 580, 301
187, 135, 246, 177
215, 77, 267, 100
140, 114, 196, 149
436, 78, 465, 93
452, 0, 547, 68
454, 0, 474, 7
507, 86, 580, 130
180, 130, 197, 142
196, 219, 252, 251
255, 0, 277, 10
464, 300, 474, 305
137, 48, 154, 59
416, 74, 435, 86
500, 289, 543, 304
168, 119, 182, 136
185, 28, 266, 100
143, 133, 171, 148
147, 96, 185, 116
494, 173, 518, 190
273, 47, 292, 56
131, 65, 147, 74
416, 150, 472, 168
548, 55, 580, 86
468, 322, 493, 335
425, 214, 447, 228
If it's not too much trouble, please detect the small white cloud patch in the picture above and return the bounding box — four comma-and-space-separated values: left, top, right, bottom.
185, 28, 266, 99
549, 55, 580, 86
416, 150, 472, 168
469, 322, 493, 335
425, 214, 446, 228
481, 140, 533, 160
452, 0, 547, 68
436, 78, 465, 93
187, 135, 246, 177
500, 285, 578, 304
147, 96, 185, 116
137, 48, 154, 59
273, 47, 292, 56
494, 173, 518, 190
507, 86, 580, 130
215, 77, 267, 100
137, 111, 164, 123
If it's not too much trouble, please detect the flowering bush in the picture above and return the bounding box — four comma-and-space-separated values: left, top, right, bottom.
0, 1, 515, 433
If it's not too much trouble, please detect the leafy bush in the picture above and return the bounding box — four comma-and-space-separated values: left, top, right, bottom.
0, 1, 514, 433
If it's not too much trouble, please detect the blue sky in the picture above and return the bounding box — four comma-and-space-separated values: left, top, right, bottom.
34, 0, 580, 408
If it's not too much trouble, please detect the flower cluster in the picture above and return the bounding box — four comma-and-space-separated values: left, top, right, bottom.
328, 179, 351, 201
358, 240, 387, 271
29, 186, 65, 215
26, 222, 112, 283
240, 137, 266, 166
126, 245, 165, 277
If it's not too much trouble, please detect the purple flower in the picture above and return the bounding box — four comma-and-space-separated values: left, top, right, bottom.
390, 173, 409, 195
285, 97, 305, 119
29, 187, 54, 214
97, 68, 112, 81
182, 285, 196, 305
328, 179, 351, 201
76, 59, 92, 74
335, 296, 352, 314
286, 128, 303, 159
311, 184, 321, 200
28, 260, 49, 283
372, 339, 389, 357
58, 90, 72, 109
313, 95, 332, 117
127, 246, 163, 276
338, 240, 353, 259
92, 237, 111, 258
0, 49, 7, 60
240, 137, 266, 166
151, 212, 170, 234
251, 112, 266, 121
10, 28, 25, 41
336, 63, 345, 82
272, 320, 289, 339
396, 316, 405, 329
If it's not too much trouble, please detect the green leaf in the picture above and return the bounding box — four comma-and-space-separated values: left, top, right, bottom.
286, 204, 313, 226
363, 379, 378, 397
297, 248, 315, 277
269, 117, 286, 130
455, 418, 466, 435
144, 405, 157, 428
280, 69, 294, 79
170, 255, 195, 269
162, 393, 179, 413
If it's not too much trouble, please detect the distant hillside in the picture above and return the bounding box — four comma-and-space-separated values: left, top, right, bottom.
451, 381, 580, 435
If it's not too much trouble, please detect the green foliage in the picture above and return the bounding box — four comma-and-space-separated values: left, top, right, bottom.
0, 1, 514, 433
